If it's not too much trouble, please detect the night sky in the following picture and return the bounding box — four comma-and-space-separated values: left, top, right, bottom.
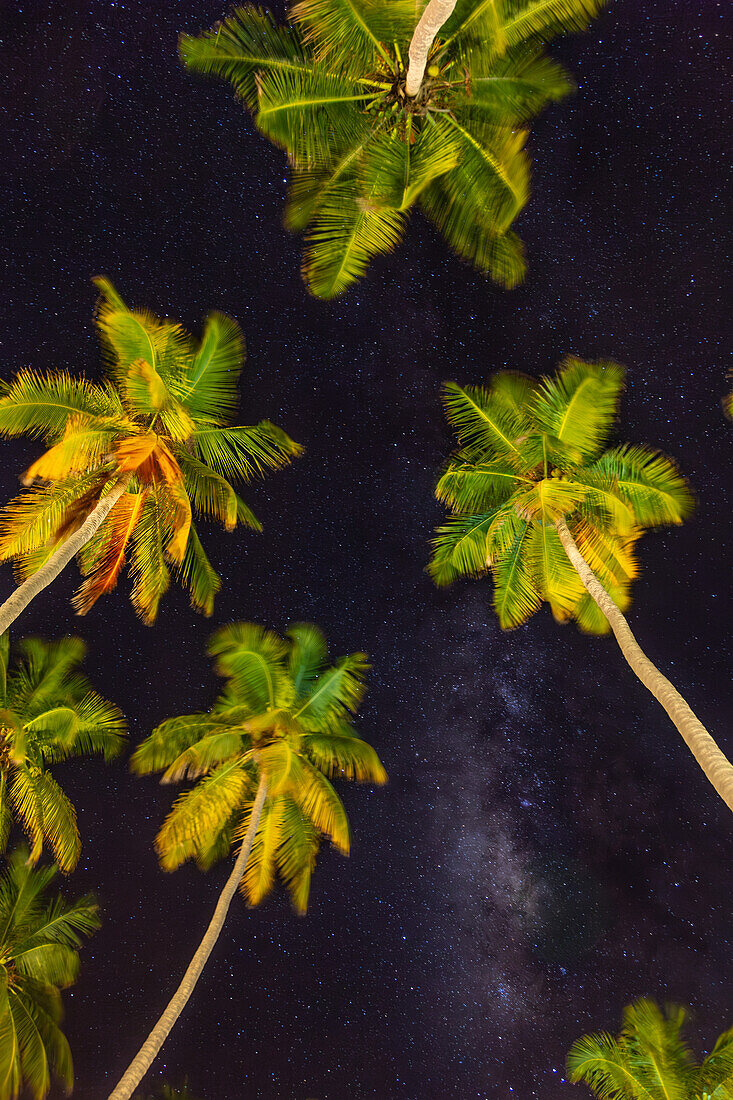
1, 1, 731, 1097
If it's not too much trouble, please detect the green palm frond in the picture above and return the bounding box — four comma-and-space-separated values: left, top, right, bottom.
361, 119, 462, 211
302, 723, 387, 783
584, 445, 694, 527
209, 622, 292, 711
501, 0, 606, 49
436, 460, 524, 513
566, 1030, 654, 1099
139, 623, 385, 917
491, 514, 541, 628
270, 797, 319, 914
287, 623, 329, 698
0, 850, 97, 1100
439, 118, 530, 233
291, 0, 412, 67
293, 652, 369, 727
530, 358, 625, 460
181, 312, 245, 423
0, 371, 119, 444
467, 45, 573, 121
179, 7, 310, 110
255, 68, 374, 166
93, 278, 193, 387
192, 421, 302, 483
156, 759, 253, 871
442, 382, 532, 469
303, 189, 407, 298
428, 512, 497, 586
176, 525, 221, 617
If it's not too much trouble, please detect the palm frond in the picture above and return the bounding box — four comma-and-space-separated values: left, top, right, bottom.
436, 459, 523, 513
255, 67, 374, 166
0, 370, 119, 443
566, 1030, 654, 1100
287, 623, 329, 698
290, 0, 412, 67
240, 796, 284, 906
21, 418, 123, 485
529, 357, 625, 459
490, 513, 542, 628
288, 758, 350, 853
70, 491, 146, 616
428, 512, 498, 585
128, 488, 172, 625
192, 421, 302, 484
131, 714, 221, 775
526, 520, 585, 620
362, 118, 461, 211
175, 524, 221, 618
271, 797, 319, 914
501, 0, 606, 50
302, 723, 387, 783
155, 760, 252, 871
293, 652, 369, 727
584, 445, 694, 527
440, 117, 530, 232
208, 622, 291, 711
182, 312, 245, 424
466, 45, 572, 121
303, 188, 406, 298
179, 7, 310, 111
177, 453, 239, 531
442, 382, 532, 468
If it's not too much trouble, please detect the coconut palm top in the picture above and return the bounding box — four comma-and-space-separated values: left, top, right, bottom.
0, 279, 301, 624
430, 358, 694, 632
567, 998, 733, 1099
132, 622, 387, 913
0, 848, 100, 1100
0, 633, 126, 871
181, 0, 605, 298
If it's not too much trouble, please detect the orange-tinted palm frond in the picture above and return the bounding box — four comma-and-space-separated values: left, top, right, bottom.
71, 491, 146, 614
114, 433, 183, 485
123, 358, 168, 412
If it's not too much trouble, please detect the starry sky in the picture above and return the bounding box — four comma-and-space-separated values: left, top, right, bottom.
1, 1, 731, 1097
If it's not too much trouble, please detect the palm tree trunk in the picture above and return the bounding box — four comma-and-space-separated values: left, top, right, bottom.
0, 472, 132, 635
405, 0, 458, 96
107, 775, 268, 1100
555, 518, 733, 812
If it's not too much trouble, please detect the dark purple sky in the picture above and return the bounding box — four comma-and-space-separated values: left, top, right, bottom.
1, 1, 731, 1097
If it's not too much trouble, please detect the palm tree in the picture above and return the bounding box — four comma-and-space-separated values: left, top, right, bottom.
0, 278, 301, 633
567, 998, 733, 1099
180, 0, 605, 298
0, 847, 100, 1100
0, 632, 126, 871
108, 622, 387, 1100
430, 357, 733, 812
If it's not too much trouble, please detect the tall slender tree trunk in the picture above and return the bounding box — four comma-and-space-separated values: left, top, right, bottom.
0, 472, 132, 635
405, 0, 458, 96
107, 775, 268, 1100
555, 518, 733, 812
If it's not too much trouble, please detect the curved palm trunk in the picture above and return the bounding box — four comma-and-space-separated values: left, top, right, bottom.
555, 519, 733, 812
0, 473, 132, 635
405, 0, 458, 96
107, 775, 268, 1100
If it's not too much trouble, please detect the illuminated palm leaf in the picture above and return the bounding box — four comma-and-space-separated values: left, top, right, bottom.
0, 850, 99, 1100
567, 998, 729, 1100
0, 280, 301, 627
181, 0, 606, 296
133, 621, 385, 912
0, 635, 125, 871
432, 358, 694, 635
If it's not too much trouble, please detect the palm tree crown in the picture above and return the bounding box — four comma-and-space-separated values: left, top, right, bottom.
0, 633, 126, 871
567, 998, 733, 1099
430, 358, 693, 632
132, 622, 387, 912
0, 848, 100, 1100
0, 279, 301, 624
180, 0, 605, 298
